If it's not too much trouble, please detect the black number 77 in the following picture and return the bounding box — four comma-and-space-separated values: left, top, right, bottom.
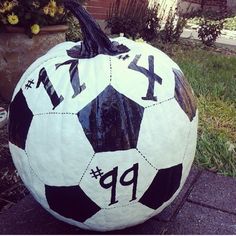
36, 68, 64, 110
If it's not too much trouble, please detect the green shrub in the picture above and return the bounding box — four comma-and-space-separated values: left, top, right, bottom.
159, 7, 188, 43
106, 0, 160, 41
197, 19, 224, 46
66, 14, 82, 42
66, 0, 87, 42
106, 0, 190, 44
186, 8, 230, 46
140, 3, 160, 42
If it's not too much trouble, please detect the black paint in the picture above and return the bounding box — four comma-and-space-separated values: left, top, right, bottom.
99, 166, 119, 206
174, 68, 197, 122
118, 54, 130, 60
45, 184, 101, 222
25, 79, 34, 90
120, 163, 138, 202
139, 164, 182, 210
56, 60, 86, 98
36, 68, 64, 110
8, 89, 33, 150
128, 55, 162, 101
100, 163, 139, 206
64, 0, 129, 58
77, 85, 144, 152
90, 166, 104, 179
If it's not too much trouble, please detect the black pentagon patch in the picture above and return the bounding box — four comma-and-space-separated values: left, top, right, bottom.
45, 185, 101, 222
139, 164, 182, 210
8, 89, 33, 150
77, 85, 144, 153
173, 68, 197, 121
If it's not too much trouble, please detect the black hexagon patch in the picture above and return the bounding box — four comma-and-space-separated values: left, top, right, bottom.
174, 69, 197, 122
8, 89, 33, 150
77, 85, 144, 153
45, 184, 101, 222
139, 164, 182, 210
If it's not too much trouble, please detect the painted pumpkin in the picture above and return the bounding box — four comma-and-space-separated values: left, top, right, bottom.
8, 0, 198, 232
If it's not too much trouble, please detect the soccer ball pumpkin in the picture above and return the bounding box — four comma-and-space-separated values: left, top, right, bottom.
8, 0, 198, 232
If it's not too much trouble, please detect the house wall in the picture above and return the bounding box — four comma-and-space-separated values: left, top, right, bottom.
153, 0, 178, 16
178, 0, 230, 14
84, 0, 116, 20
160, 0, 236, 15
84, 0, 106, 20
84, 0, 235, 21
227, 0, 236, 13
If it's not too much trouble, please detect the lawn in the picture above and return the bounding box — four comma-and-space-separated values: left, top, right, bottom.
152, 39, 236, 177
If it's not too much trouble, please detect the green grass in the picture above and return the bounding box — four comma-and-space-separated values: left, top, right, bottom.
175, 48, 236, 102
224, 16, 236, 31
196, 96, 236, 176
152, 40, 236, 177
195, 129, 236, 176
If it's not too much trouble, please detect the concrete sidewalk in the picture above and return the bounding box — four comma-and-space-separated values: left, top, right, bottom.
0, 165, 236, 234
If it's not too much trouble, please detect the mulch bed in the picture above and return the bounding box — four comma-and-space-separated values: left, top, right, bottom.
0, 98, 29, 213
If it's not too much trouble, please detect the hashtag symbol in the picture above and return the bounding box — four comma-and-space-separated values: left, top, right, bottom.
25, 79, 34, 89
90, 167, 104, 179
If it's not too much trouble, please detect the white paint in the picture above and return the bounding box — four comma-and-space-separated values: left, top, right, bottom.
9, 37, 198, 232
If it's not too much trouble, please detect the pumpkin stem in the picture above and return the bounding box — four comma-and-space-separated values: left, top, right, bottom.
63, 0, 130, 58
